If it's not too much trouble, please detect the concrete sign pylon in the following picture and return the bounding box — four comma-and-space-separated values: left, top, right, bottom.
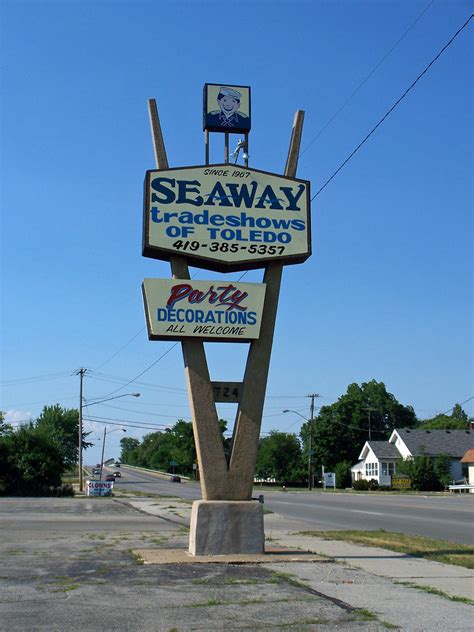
146, 100, 306, 552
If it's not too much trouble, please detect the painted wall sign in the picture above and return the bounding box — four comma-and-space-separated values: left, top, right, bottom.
203, 84, 251, 134
142, 278, 266, 342
143, 164, 311, 272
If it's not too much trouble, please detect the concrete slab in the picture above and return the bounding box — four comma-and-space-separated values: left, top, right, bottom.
133, 546, 328, 565
189, 500, 264, 555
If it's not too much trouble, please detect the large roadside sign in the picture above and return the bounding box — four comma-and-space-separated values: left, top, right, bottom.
143, 164, 311, 272
142, 278, 266, 342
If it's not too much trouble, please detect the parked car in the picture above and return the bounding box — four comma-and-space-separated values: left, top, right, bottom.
170, 475, 181, 483
92, 468, 101, 475
105, 474, 115, 482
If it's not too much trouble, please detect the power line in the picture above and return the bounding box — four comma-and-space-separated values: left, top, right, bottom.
84, 418, 173, 431
88, 370, 187, 393
439, 396, 474, 416
94, 328, 145, 370
0, 370, 72, 386
93, 345, 179, 398
313, 14, 473, 199
301, 0, 435, 157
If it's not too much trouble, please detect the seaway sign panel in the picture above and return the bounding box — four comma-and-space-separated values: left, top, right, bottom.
143, 164, 311, 272
142, 278, 266, 342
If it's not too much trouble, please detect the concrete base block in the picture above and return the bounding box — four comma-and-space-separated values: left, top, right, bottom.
189, 500, 264, 556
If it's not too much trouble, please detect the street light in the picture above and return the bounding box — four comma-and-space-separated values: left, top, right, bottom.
85, 393, 140, 407
99, 427, 126, 483
283, 408, 315, 491
78, 392, 140, 492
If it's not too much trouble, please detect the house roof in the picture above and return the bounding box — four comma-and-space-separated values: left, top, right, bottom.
366, 441, 400, 459
460, 449, 474, 463
358, 440, 401, 460
392, 429, 474, 458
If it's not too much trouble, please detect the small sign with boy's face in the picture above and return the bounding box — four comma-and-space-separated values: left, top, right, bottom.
203, 83, 251, 134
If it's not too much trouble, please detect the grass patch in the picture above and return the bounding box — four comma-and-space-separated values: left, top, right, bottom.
299, 529, 474, 570
129, 550, 145, 565
357, 608, 378, 621
51, 584, 80, 592
50, 577, 81, 592
147, 536, 170, 545
189, 598, 225, 607
395, 581, 474, 605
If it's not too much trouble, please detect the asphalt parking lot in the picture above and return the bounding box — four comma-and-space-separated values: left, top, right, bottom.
0, 497, 383, 631
1, 496, 472, 631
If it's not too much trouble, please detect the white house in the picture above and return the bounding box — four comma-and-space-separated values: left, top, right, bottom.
351, 441, 400, 486
351, 429, 474, 487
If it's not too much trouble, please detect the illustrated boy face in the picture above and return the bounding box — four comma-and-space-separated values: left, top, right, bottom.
218, 93, 240, 118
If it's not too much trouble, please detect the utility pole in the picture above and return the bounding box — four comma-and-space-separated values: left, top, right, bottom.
74, 368, 87, 492
99, 426, 107, 483
363, 407, 377, 441
307, 393, 319, 491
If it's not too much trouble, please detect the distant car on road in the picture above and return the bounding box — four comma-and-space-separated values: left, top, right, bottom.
113, 471, 121, 478
170, 475, 181, 483
114, 462, 121, 468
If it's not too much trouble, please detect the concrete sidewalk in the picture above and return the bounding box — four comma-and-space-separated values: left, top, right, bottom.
121, 495, 474, 631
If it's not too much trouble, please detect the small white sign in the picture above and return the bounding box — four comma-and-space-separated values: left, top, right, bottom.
324, 472, 336, 489
142, 278, 266, 342
86, 480, 114, 497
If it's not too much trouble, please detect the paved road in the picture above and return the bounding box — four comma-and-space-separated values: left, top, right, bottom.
110, 465, 474, 544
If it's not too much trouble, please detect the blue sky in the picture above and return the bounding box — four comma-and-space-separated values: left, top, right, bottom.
1, 0, 472, 465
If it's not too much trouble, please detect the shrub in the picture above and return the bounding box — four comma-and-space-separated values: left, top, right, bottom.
352, 478, 379, 491
352, 479, 370, 490
334, 460, 352, 488
52, 484, 75, 497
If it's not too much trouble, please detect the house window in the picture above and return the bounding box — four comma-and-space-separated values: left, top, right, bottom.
365, 463, 378, 477
381, 463, 396, 476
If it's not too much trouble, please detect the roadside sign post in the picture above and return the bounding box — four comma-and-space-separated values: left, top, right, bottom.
143, 91, 311, 555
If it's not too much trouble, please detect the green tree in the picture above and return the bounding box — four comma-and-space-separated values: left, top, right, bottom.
255, 431, 304, 484
0, 423, 65, 495
418, 404, 469, 430
35, 404, 92, 469
333, 460, 352, 489
119, 437, 140, 464
118, 419, 229, 476
0, 411, 13, 436
300, 381, 417, 470
396, 455, 439, 490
